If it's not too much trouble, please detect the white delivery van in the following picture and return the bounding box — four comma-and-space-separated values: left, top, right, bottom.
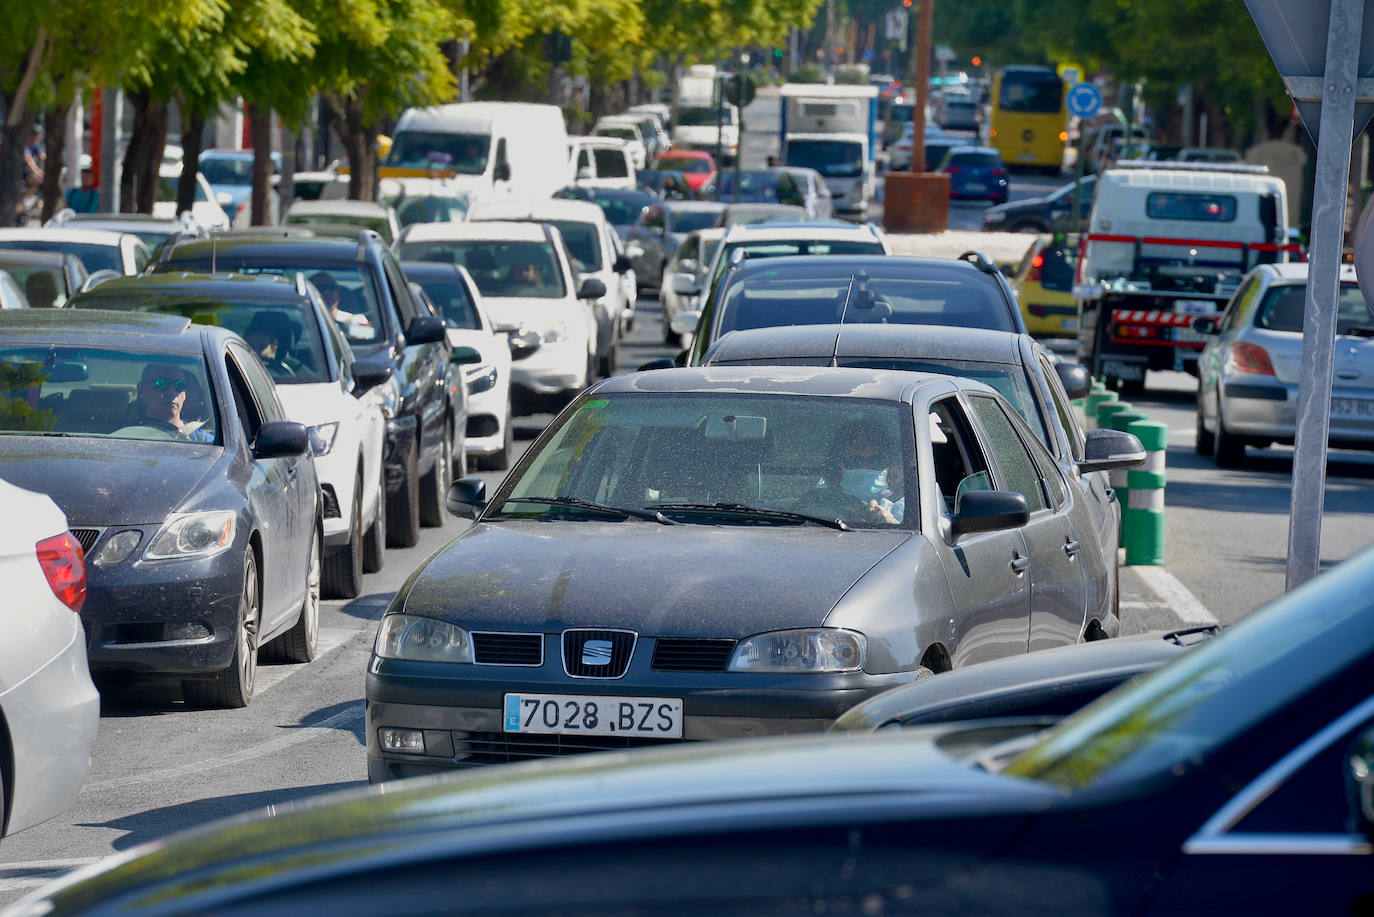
673, 65, 739, 164
382, 102, 571, 202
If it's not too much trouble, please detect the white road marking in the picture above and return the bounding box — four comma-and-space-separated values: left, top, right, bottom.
1131, 565, 1219, 626
254, 625, 359, 693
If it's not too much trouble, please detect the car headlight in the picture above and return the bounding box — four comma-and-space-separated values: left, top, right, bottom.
144, 511, 236, 561
727, 628, 866, 673
93, 530, 142, 568
374, 614, 473, 663
376, 380, 401, 420
537, 320, 571, 345
466, 363, 498, 395
308, 421, 339, 456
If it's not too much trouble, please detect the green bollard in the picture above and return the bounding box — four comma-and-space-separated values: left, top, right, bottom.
1107, 410, 1150, 547
1083, 391, 1118, 431
1095, 400, 1129, 432
1125, 420, 1168, 565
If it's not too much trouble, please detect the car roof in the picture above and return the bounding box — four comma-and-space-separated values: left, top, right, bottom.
945, 146, 1002, 157
592, 365, 989, 402
398, 221, 550, 243
72, 272, 307, 302
658, 149, 712, 160
705, 324, 1025, 365
1260, 262, 1356, 283
721, 222, 881, 243
662, 200, 727, 214
0, 307, 204, 351
286, 200, 391, 217
468, 198, 606, 224
0, 228, 134, 245
161, 233, 380, 264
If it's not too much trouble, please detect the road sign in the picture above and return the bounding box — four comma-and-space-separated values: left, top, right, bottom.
1060, 67, 1081, 86
724, 74, 756, 108
885, 9, 907, 41
1066, 82, 1102, 118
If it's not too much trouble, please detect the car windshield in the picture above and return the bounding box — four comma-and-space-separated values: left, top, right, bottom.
596, 127, 638, 143
68, 293, 330, 385
198, 157, 254, 186
408, 272, 480, 330
591, 148, 631, 178
998, 70, 1063, 113
715, 261, 1016, 338
1005, 548, 1374, 790
1254, 282, 1371, 334
591, 196, 652, 226
395, 240, 567, 300
490, 391, 916, 530
672, 210, 721, 234
717, 239, 886, 272
677, 106, 735, 127
386, 131, 489, 174
0, 346, 220, 444
785, 140, 864, 178
396, 195, 468, 227
657, 156, 711, 174
285, 212, 390, 241
950, 153, 1003, 169
0, 240, 121, 275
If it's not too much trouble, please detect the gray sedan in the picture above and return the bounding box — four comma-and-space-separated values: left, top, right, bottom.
365, 366, 1143, 780
1195, 262, 1374, 467
625, 200, 727, 291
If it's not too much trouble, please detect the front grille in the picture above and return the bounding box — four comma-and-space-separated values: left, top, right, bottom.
452, 730, 679, 766
472, 632, 543, 666
562, 629, 636, 678
71, 528, 102, 552
321, 484, 341, 519
652, 638, 736, 672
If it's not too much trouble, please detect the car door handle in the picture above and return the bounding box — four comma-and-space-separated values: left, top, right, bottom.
1063, 539, 1081, 558
1010, 553, 1030, 575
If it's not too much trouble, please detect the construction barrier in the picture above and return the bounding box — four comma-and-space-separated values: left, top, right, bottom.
1124, 420, 1168, 565
1107, 409, 1150, 546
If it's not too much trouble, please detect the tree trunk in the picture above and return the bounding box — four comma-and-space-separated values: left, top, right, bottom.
120, 89, 168, 214
176, 110, 207, 215
327, 94, 376, 202
247, 102, 272, 225
137, 99, 168, 214
0, 111, 36, 227
39, 104, 69, 222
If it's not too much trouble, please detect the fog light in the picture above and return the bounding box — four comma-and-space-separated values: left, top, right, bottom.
166, 622, 210, 640
380, 728, 426, 753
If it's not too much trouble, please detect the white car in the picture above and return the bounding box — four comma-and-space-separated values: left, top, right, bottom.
0, 227, 151, 278
395, 221, 601, 415
0, 477, 100, 838
402, 262, 517, 469
591, 116, 650, 170
155, 164, 232, 231
660, 226, 724, 345
466, 197, 634, 376
283, 199, 402, 245
567, 136, 637, 191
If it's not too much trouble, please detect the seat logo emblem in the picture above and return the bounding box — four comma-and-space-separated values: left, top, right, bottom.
581, 639, 613, 666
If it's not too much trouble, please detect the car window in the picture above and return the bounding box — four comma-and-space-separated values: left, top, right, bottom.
0, 240, 122, 275
410, 271, 481, 330
1221, 275, 1261, 331
592, 148, 630, 178
228, 342, 286, 423
1254, 282, 1369, 334
928, 398, 993, 514
967, 394, 1048, 512
383, 257, 417, 325
1146, 192, 1237, 222
1038, 354, 1084, 463
550, 220, 603, 273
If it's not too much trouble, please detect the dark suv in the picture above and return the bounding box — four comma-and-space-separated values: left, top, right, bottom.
155, 231, 467, 548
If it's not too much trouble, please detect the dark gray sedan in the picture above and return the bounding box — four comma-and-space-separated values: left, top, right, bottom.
0, 310, 320, 708
365, 366, 1144, 779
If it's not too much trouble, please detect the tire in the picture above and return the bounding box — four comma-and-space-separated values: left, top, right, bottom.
1195, 388, 1215, 457
420, 426, 451, 528
183, 550, 259, 709
1213, 402, 1246, 468
264, 526, 321, 664
386, 440, 421, 548
321, 479, 363, 599
363, 474, 386, 573
478, 408, 513, 472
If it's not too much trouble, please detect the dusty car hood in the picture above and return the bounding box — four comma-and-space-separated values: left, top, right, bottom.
401, 519, 912, 636
0, 436, 219, 526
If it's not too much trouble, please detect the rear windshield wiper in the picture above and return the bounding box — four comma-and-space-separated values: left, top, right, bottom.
647, 501, 850, 531
499, 496, 675, 524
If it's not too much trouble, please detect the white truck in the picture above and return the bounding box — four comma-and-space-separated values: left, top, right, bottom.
778, 83, 879, 222
672, 65, 739, 164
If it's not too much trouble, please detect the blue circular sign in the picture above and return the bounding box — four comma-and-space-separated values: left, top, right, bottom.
1067, 82, 1102, 118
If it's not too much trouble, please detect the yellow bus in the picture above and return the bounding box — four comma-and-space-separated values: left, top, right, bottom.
988, 66, 1067, 172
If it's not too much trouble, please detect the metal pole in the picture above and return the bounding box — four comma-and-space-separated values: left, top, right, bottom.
713, 73, 723, 201
1072, 118, 1086, 235
99, 87, 122, 213
1286, 0, 1362, 590
911, 0, 933, 174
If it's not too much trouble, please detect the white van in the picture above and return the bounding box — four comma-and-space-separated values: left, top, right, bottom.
567, 137, 637, 190
382, 102, 571, 202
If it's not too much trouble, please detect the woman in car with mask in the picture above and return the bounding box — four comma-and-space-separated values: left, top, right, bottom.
814, 422, 906, 527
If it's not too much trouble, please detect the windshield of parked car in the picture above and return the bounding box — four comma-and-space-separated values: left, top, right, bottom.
68, 293, 330, 385
0, 240, 122, 275
407, 271, 481, 331
0, 346, 220, 444
396, 195, 469, 227
1005, 547, 1374, 790
386, 131, 490, 174
490, 392, 916, 529
396, 240, 567, 300
595, 127, 638, 143
785, 140, 864, 179
1255, 282, 1370, 334
714, 261, 1016, 339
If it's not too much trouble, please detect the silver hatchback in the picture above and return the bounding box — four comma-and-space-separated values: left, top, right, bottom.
1195, 262, 1374, 467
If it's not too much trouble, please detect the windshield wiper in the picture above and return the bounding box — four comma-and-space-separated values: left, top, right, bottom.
500, 496, 675, 524
646, 501, 850, 531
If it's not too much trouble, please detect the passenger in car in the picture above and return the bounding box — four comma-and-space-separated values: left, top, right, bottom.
815, 421, 905, 526
243, 312, 301, 379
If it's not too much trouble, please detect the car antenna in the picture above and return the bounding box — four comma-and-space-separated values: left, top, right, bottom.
829, 274, 858, 367
210, 234, 217, 274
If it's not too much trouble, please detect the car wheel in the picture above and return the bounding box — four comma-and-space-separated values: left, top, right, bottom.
1195, 386, 1215, 456
264, 526, 321, 663
321, 478, 363, 599
183, 549, 259, 709
386, 440, 421, 548
1213, 400, 1246, 468
363, 473, 386, 573
420, 426, 451, 528
479, 407, 513, 472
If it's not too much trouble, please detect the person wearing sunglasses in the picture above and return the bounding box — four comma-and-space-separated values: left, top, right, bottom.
132, 363, 213, 442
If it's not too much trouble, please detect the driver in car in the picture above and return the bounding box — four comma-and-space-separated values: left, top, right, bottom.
133, 363, 213, 442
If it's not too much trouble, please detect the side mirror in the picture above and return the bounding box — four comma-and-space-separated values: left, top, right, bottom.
669, 310, 701, 336
253, 420, 309, 459
350, 356, 393, 397
507, 329, 541, 361
1078, 428, 1147, 474
672, 273, 701, 296
1054, 361, 1093, 400
450, 345, 482, 365
494, 161, 512, 182
447, 476, 487, 519
577, 277, 607, 300
613, 253, 633, 274
1346, 727, 1374, 843
951, 490, 1029, 539
404, 314, 446, 346
677, 259, 698, 275
1191, 316, 1219, 335
638, 357, 676, 371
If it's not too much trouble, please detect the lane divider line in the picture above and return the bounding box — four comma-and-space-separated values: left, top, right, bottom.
1131, 565, 1219, 626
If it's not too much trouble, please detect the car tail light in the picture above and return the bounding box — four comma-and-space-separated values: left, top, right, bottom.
1059, 131, 1069, 142
37, 531, 86, 613
1027, 253, 1045, 283
945, 166, 962, 175
992, 168, 1008, 178
1229, 341, 1276, 375
989, 128, 998, 139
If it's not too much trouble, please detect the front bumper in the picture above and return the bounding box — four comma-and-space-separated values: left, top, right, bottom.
365, 652, 914, 780
81, 539, 245, 675
1, 620, 100, 834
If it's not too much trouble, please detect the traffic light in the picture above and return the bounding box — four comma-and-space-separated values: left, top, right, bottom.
902, 0, 912, 8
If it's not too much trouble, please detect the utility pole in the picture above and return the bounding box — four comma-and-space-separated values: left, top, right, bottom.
911, 0, 933, 175
824, 0, 834, 80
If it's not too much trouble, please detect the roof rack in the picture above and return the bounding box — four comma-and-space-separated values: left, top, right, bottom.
1111, 160, 1270, 175
956, 250, 999, 275
355, 229, 383, 262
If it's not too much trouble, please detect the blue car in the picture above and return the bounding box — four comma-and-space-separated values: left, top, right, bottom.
198, 150, 282, 226
936, 145, 1010, 204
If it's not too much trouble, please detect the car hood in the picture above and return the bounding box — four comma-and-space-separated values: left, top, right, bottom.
479, 296, 586, 331
401, 519, 912, 635
0, 436, 219, 526
15, 724, 1060, 914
